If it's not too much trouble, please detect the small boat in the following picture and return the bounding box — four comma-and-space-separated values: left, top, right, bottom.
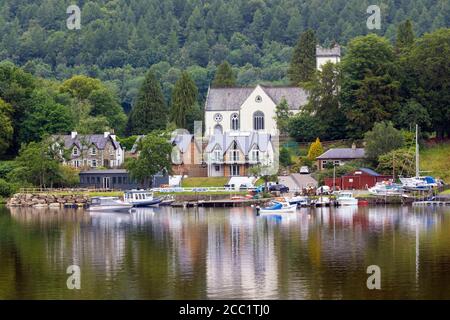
336, 192, 358, 206
159, 195, 175, 206
88, 197, 132, 212
314, 196, 330, 207
285, 195, 309, 207
259, 201, 297, 214
124, 190, 162, 207
368, 181, 404, 196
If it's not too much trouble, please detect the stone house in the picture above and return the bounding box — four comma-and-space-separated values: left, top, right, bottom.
52, 131, 124, 169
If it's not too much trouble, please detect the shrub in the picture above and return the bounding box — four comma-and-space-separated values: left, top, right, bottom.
0, 178, 18, 197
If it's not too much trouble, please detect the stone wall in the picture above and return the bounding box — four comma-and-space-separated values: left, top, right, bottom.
7, 193, 90, 208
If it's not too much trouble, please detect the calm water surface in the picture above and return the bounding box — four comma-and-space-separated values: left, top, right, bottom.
1, 205, 450, 299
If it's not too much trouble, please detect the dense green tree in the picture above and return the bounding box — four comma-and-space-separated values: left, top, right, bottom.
396, 20, 415, 52
170, 71, 199, 129
128, 70, 168, 134
0, 99, 13, 156
288, 113, 323, 142
279, 147, 292, 167
274, 98, 292, 135
364, 122, 405, 163
126, 132, 172, 186
340, 34, 400, 138
406, 28, 450, 138
212, 61, 236, 87
288, 29, 317, 84
303, 62, 346, 139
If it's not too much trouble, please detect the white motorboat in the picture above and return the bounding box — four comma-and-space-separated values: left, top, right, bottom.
286, 195, 309, 207
259, 201, 297, 214
336, 192, 358, 206
88, 197, 132, 212
368, 181, 404, 196
124, 190, 162, 207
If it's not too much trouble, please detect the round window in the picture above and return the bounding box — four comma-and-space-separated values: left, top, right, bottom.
255, 95, 262, 103
214, 113, 223, 122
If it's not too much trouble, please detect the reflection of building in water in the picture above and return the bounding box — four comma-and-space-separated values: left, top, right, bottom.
206, 208, 278, 299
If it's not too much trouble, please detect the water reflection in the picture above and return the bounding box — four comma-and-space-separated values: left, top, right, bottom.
1, 205, 450, 299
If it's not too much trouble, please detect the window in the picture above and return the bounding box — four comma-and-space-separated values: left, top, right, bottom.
214, 113, 223, 123
230, 113, 239, 131
230, 141, 239, 162
72, 147, 79, 156
215, 165, 220, 171
96, 177, 100, 184
230, 165, 240, 176
253, 111, 264, 130
118, 176, 122, 184
213, 148, 222, 162
251, 148, 260, 162
91, 159, 97, 167
90, 146, 97, 156
113, 177, 117, 184
255, 95, 262, 103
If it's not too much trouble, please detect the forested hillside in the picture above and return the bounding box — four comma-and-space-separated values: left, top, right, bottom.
0, 0, 448, 108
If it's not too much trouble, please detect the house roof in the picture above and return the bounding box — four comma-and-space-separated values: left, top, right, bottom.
171, 134, 193, 153
53, 133, 121, 150
205, 132, 271, 155
316, 148, 366, 160
316, 45, 341, 57
204, 85, 308, 111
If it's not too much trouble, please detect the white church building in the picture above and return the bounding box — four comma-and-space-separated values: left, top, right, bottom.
202, 44, 340, 177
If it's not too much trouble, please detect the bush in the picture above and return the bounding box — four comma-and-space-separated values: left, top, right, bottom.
0, 178, 18, 197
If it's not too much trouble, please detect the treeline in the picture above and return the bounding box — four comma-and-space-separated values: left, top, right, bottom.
0, 0, 448, 108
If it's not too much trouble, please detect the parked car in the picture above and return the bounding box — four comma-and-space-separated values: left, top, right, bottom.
300, 166, 309, 174
269, 184, 289, 193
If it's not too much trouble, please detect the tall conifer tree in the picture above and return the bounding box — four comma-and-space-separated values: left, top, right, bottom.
288, 29, 317, 85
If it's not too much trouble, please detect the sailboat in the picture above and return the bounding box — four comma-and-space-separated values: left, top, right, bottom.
400, 125, 436, 191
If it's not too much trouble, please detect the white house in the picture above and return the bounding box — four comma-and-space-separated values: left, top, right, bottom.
204, 85, 309, 136
316, 44, 341, 70
205, 131, 275, 177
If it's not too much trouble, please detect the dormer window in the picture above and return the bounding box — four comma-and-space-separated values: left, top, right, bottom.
90, 146, 97, 156
72, 147, 79, 156
251, 147, 260, 162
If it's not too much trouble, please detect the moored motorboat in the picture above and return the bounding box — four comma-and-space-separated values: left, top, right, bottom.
336, 191, 358, 206
368, 181, 404, 196
286, 195, 309, 207
124, 190, 162, 207
88, 197, 132, 212
159, 195, 175, 206
259, 201, 297, 214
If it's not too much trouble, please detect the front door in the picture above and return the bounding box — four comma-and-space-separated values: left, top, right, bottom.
102, 177, 111, 189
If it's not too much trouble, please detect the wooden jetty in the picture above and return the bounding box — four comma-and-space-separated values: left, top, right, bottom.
412, 200, 450, 206
171, 198, 270, 208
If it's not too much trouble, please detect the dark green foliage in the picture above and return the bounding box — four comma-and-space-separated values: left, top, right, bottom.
406, 28, 450, 138
396, 20, 415, 52
126, 132, 173, 185
288, 29, 317, 84
340, 34, 400, 138
288, 113, 323, 142
274, 98, 292, 135
212, 61, 236, 87
364, 122, 405, 163
128, 71, 168, 134
279, 147, 292, 167
170, 71, 199, 129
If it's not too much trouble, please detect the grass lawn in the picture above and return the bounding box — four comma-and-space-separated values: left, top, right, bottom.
181, 177, 229, 187
420, 142, 450, 182
440, 189, 450, 195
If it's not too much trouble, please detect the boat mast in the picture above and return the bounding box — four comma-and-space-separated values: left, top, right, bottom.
415, 124, 419, 178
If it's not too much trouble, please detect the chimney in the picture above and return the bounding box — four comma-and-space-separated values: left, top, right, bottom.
104, 131, 110, 138
351, 142, 356, 150
71, 131, 77, 139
